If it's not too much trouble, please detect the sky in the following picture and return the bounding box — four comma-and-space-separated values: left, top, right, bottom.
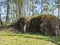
0, 0, 7, 22
0, 0, 58, 22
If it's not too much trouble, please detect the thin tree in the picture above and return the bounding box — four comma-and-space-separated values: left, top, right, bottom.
0, 2, 3, 26
58, 0, 60, 18
6, 0, 10, 23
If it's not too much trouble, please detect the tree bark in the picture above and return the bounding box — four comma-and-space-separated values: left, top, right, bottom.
6, 0, 10, 22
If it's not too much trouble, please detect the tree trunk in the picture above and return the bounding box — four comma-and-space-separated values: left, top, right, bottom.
6, 0, 9, 23
0, 14, 2, 27
58, 0, 60, 18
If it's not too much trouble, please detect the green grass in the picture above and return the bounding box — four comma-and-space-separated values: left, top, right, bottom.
0, 33, 59, 45
0, 28, 60, 45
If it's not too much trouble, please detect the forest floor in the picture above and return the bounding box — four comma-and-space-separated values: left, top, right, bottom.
0, 27, 60, 45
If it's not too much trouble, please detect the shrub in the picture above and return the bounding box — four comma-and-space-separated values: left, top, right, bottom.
13, 14, 60, 36
16, 16, 31, 32
28, 14, 59, 36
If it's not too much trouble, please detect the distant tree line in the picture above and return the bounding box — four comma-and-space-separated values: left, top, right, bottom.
0, 0, 59, 26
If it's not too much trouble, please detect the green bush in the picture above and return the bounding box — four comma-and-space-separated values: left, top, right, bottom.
28, 14, 59, 36
13, 14, 60, 36
14, 16, 31, 32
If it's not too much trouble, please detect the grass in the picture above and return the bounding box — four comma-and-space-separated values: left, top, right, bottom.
0, 33, 60, 45
0, 34, 57, 45
0, 28, 60, 45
